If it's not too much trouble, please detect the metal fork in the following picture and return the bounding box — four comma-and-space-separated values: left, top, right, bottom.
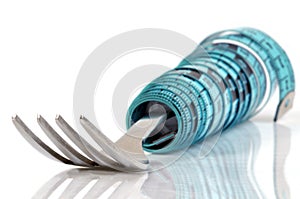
12, 114, 166, 171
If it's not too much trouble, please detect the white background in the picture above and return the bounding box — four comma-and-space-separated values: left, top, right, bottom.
0, 1, 299, 198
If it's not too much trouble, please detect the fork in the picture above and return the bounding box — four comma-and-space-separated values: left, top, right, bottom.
12, 27, 295, 172
12, 114, 166, 171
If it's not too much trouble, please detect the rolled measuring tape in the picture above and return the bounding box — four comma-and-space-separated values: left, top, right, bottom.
126, 28, 295, 153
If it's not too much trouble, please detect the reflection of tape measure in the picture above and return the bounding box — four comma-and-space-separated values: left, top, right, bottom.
127, 28, 295, 153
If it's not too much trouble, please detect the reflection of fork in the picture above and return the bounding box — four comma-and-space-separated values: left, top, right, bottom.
12, 114, 166, 171
33, 169, 148, 199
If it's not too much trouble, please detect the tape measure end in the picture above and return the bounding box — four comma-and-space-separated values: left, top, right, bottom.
274, 91, 295, 122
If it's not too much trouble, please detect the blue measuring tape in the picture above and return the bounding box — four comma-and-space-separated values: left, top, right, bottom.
126, 28, 295, 153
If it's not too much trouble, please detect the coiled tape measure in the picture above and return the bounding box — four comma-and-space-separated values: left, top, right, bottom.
126, 28, 295, 153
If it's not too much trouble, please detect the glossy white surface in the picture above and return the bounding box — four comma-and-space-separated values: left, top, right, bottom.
1, 1, 300, 198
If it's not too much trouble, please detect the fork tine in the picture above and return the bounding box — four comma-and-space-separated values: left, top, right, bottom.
37, 115, 96, 167
79, 140, 133, 171
12, 115, 73, 165
55, 115, 127, 170
55, 115, 98, 161
80, 115, 148, 170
